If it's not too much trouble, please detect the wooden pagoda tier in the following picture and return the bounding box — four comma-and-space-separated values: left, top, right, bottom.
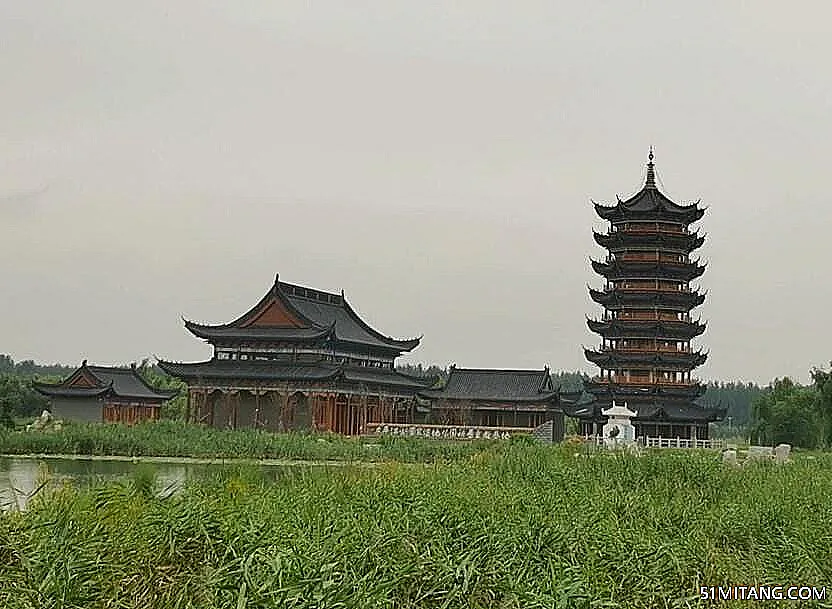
593, 229, 705, 251
584, 348, 707, 369
582, 150, 724, 440
158, 275, 429, 435
590, 258, 706, 282
586, 317, 707, 340
588, 287, 706, 311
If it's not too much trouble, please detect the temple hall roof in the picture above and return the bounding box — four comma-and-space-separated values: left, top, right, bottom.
419, 366, 559, 403
34, 361, 177, 401
182, 275, 421, 353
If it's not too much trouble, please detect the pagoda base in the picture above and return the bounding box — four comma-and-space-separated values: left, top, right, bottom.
578, 418, 713, 441
570, 395, 724, 441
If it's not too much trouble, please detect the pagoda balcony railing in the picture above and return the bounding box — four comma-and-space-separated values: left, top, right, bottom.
604, 312, 690, 322
590, 377, 699, 387
608, 254, 689, 264
610, 283, 691, 293
611, 224, 688, 235
598, 345, 691, 353
579, 435, 726, 450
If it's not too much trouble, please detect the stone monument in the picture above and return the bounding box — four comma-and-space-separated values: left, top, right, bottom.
601, 402, 637, 448
774, 443, 791, 464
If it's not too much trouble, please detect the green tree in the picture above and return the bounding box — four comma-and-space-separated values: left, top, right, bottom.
751, 377, 823, 448
0, 374, 49, 420
551, 371, 590, 394
701, 380, 764, 429
810, 363, 832, 447
136, 362, 187, 421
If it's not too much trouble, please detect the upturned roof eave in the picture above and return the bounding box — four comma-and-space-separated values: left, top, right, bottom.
33, 382, 111, 398
183, 322, 336, 342
181, 276, 325, 334
337, 297, 422, 351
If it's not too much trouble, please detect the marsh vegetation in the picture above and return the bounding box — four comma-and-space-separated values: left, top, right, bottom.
1, 447, 829, 608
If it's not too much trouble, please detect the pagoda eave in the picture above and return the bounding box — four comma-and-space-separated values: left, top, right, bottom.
594, 208, 705, 225
593, 231, 705, 252
591, 260, 707, 282
587, 319, 707, 339
584, 349, 707, 369
588, 288, 706, 309
569, 399, 723, 423
584, 382, 706, 400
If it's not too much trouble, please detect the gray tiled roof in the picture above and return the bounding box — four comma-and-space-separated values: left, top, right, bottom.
157, 360, 341, 381
586, 318, 707, 339
35, 364, 176, 401
184, 323, 334, 342
592, 160, 705, 223
283, 287, 419, 351
157, 359, 429, 391
620, 187, 699, 214
419, 367, 558, 402
341, 367, 429, 389
182, 277, 421, 353
33, 384, 110, 398
584, 381, 705, 399
635, 402, 726, 422
88, 367, 178, 399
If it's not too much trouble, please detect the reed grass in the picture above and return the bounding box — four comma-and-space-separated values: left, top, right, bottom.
1, 447, 830, 608
0, 420, 502, 463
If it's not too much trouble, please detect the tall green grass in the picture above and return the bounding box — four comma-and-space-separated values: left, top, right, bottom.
1, 448, 830, 608
0, 420, 505, 462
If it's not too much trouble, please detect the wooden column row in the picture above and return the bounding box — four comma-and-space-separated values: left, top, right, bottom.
189, 386, 409, 436
103, 402, 160, 425
307, 392, 398, 436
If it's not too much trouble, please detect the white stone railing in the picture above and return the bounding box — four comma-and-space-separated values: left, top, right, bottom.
366, 423, 533, 440
580, 434, 725, 449
641, 436, 725, 449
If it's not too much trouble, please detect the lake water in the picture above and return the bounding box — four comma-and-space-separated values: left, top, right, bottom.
0, 456, 338, 511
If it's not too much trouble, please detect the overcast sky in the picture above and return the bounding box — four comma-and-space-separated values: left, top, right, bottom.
2, 1, 831, 384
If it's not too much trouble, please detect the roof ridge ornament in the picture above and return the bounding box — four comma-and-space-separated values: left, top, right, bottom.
645, 146, 656, 189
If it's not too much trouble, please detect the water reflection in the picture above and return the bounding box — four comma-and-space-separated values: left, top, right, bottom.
0, 457, 323, 511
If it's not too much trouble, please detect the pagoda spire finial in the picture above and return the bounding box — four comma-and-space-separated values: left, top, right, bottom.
645, 146, 656, 189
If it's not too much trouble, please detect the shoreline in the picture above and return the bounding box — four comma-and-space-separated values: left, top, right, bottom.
0, 453, 388, 467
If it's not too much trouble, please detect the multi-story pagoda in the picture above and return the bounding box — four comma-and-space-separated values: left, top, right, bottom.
158, 275, 428, 435
581, 151, 724, 440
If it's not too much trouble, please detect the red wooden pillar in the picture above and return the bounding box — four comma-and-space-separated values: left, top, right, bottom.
310, 393, 318, 430
361, 394, 368, 435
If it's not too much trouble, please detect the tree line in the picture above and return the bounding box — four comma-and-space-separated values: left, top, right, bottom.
2, 353, 829, 447
748, 367, 832, 449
